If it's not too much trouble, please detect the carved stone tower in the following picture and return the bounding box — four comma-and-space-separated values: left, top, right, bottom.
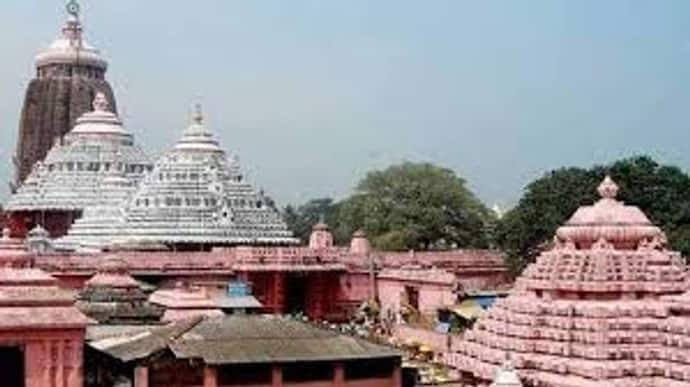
13, 0, 117, 189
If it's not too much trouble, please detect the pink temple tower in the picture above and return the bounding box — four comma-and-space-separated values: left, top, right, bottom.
453, 176, 690, 386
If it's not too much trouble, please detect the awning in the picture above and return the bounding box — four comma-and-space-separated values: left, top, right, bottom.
449, 299, 483, 320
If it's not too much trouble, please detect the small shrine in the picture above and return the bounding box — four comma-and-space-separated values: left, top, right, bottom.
149, 283, 224, 322
76, 258, 163, 324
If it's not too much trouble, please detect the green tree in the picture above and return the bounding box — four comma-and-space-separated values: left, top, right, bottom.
497, 156, 690, 274
283, 198, 340, 244
336, 162, 493, 251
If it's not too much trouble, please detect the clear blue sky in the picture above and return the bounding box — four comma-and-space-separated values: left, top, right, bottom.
1, 1, 690, 208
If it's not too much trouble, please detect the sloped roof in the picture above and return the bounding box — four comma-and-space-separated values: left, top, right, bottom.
89, 315, 400, 365
171, 316, 400, 365
88, 317, 201, 363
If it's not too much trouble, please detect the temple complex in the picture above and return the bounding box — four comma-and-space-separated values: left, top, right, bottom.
451, 177, 690, 386
0, 3, 516, 387
6, 93, 150, 238
14, 0, 117, 188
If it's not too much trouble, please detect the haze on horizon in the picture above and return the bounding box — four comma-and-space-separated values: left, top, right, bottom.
1, 0, 689, 209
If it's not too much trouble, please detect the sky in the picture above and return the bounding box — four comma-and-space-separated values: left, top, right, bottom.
1, 1, 690, 209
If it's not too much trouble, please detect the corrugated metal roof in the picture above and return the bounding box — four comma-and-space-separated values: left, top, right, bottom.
89, 315, 400, 365
88, 316, 201, 363
171, 316, 400, 365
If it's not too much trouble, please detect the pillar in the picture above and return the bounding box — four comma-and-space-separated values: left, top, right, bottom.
391, 364, 402, 387
271, 365, 283, 387
306, 273, 326, 320
56, 340, 64, 386
333, 363, 345, 387
134, 366, 149, 387
204, 366, 218, 387
67, 339, 84, 387
273, 272, 285, 314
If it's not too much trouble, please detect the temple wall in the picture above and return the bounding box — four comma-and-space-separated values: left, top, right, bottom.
378, 278, 455, 318
455, 272, 508, 291
338, 271, 372, 303
0, 328, 84, 387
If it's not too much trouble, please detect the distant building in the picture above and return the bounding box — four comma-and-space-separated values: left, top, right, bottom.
87, 315, 402, 387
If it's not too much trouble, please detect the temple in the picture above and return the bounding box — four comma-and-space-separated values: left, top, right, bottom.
6, 93, 150, 238
450, 177, 690, 386
14, 0, 117, 189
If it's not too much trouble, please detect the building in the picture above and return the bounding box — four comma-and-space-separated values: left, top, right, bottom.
451, 177, 690, 386
0, 266, 90, 387
14, 0, 117, 188
58, 105, 297, 251
87, 315, 402, 387
76, 258, 163, 325
6, 93, 150, 238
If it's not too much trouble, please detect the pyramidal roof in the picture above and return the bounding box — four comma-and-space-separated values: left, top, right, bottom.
7, 93, 151, 212
453, 177, 690, 387
58, 106, 297, 250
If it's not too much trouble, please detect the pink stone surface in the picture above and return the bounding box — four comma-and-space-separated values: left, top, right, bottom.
378, 268, 457, 317
451, 177, 690, 386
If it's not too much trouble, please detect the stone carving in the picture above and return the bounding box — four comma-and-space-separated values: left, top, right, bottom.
453, 177, 690, 386
58, 105, 297, 250
8, 92, 150, 240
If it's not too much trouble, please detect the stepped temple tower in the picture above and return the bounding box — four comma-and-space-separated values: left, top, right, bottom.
6, 93, 151, 238
58, 106, 297, 251
14, 0, 117, 189
452, 177, 690, 386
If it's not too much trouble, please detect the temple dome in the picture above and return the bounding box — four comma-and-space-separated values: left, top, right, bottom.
6, 93, 151, 213
58, 105, 297, 250
555, 176, 663, 249
451, 177, 690, 386
174, 105, 223, 153
68, 93, 129, 139
34, 2, 107, 71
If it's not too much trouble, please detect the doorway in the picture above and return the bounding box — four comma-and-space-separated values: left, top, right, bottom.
285, 274, 307, 315
0, 346, 24, 387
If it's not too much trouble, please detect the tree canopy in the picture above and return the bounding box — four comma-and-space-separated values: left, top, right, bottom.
283, 198, 340, 244
496, 156, 690, 274
284, 162, 493, 251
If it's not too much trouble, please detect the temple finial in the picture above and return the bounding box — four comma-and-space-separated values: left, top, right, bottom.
66, 0, 81, 18
192, 104, 204, 125
62, 0, 83, 46
92, 92, 110, 112
597, 176, 619, 199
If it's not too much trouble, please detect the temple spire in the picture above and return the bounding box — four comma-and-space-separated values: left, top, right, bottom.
92, 92, 110, 112
192, 103, 204, 125
63, 0, 83, 46
597, 175, 619, 200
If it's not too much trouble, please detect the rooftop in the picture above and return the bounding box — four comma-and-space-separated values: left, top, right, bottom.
89, 315, 400, 365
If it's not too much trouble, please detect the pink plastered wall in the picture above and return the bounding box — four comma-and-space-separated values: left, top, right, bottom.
377, 278, 455, 318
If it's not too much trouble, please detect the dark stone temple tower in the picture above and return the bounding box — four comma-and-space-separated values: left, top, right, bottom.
13, 0, 117, 190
